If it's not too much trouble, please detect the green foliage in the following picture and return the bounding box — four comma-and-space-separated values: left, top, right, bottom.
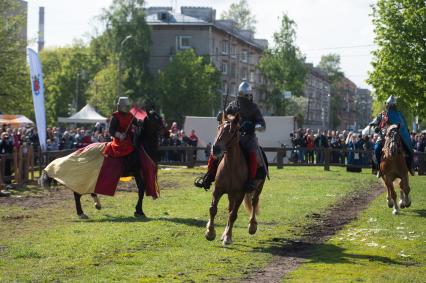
329, 95, 342, 129
367, 0, 426, 119
157, 49, 221, 125
221, 0, 257, 33
40, 44, 100, 125
100, 0, 152, 102
318, 53, 344, 83
258, 13, 306, 115
0, 0, 33, 116
87, 63, 118, 117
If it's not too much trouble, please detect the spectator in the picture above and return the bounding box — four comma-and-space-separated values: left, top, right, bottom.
0, 132, 13, 185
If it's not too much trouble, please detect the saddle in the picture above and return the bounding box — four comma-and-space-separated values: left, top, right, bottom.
239, 142, 268, 180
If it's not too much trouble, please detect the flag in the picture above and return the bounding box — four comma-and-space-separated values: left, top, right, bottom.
28, 48, 47, 151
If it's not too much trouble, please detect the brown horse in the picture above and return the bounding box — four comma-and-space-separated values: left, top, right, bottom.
205, 113, 266, 245
380, 124, 412, 215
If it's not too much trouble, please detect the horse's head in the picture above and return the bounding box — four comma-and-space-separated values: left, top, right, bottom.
144, 110, 167, 137
386, 124, 401, 156
212, 113, 240, 158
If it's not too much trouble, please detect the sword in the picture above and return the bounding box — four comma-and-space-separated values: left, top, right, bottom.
257, 145, 270, 180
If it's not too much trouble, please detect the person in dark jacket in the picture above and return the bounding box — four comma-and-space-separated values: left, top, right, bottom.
195, 81, 266, 191
0, 132, 14, 184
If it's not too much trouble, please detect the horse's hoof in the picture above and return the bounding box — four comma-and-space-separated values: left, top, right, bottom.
222, 236, 232, 246
405, 200, 411, 208
134, 212, 146, 218
248, 223, 257, 235
392, 209, 399, 215
387, 200, 394, 208
95, 203, 102, 210
78, 213, 89, 219
399, 200, 406, 209
205, 229, 216, 241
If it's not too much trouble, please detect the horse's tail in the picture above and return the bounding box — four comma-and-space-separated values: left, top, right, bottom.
38, 171, 53, 188
243, 192, 260, 215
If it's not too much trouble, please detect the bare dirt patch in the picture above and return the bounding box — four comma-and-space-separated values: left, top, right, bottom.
242, 183, 384, 283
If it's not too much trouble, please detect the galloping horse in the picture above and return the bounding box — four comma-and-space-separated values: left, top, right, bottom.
205, 113, 266, 245
380, 124, 412, 215
40, 110, 165, 219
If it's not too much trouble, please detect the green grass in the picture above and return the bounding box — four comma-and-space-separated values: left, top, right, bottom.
286, 176, 426, 283
0, 167, 377, 282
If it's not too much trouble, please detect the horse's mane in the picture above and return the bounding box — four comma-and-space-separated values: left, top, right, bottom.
383, 124, 402, 158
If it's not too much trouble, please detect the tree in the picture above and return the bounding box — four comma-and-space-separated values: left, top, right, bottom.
317, 54, 345, 129
0, 0, 33, 116
87, 63, 118, 117
40, 44, 99, 124
367, 0, 426, 121
157, 50, 221, 125
221, 0, 257, 33
318, 54, 344, 83
258, 13, 306, 115
100, 0, 152, 102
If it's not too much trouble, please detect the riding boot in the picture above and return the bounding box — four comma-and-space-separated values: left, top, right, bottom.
245, 151, 258, 193
194, 155, 219, 190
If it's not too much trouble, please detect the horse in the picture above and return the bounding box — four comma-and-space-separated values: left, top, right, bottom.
40, 110, 166, 219
380, 124, 412, 215
205, 113, 266, 245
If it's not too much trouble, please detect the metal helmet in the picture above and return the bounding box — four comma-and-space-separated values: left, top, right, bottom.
238, 81, 252, 97
385, 95, 397, 107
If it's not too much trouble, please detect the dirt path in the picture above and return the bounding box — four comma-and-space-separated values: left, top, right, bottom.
242, 183, 384, 283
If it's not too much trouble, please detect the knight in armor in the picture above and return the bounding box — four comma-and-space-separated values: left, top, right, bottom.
194, 81, 266, 191
369, 95, 415, 177
104, 97, 146, 212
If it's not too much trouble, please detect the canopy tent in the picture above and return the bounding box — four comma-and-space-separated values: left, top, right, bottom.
58, 104, 107, 124
0, 114, 34, 127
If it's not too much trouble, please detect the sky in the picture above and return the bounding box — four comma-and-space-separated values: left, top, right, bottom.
26, 0, 376, 89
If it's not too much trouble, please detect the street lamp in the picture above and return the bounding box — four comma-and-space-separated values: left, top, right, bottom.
117, 35, 133, 98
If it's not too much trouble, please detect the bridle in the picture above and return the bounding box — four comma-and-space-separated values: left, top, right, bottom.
215, 120, 239, 152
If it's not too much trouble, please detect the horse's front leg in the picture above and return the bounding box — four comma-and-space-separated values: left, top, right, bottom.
73, 192, 89, 219
248, 181, 264, 235
91, 193, 102, 210
206, 189, 222, 241
134, 174, 146, 218
384, 177, 399, 215
222, 193, 244, 246
399, 176, 411, 209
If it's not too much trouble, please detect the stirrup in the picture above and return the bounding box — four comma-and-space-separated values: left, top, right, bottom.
376, 170, 382, 178
194, 176, 211, 191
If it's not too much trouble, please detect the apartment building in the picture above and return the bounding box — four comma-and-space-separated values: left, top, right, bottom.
145, 6, 268, 104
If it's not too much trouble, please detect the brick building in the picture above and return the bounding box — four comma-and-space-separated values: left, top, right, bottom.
333, 77, 358, 130
303, 64, 331, 130
145, 7, 268, 105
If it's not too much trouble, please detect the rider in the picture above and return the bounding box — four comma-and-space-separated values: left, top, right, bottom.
104, 97, 146, 202
369, 95, 415, 177
194, 81, 266, 191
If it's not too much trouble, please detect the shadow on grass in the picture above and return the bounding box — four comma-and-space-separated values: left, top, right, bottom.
246, 239, 410, 266
411, 209, 426, 218
82, 215, 206, 227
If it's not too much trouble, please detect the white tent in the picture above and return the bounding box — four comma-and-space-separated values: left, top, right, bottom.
58, 104, 107, 124
0, 114, 34, 127
184, 116, 295, 162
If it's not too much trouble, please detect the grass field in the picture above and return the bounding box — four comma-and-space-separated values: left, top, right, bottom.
0, 166, 409, 282
286, 175, 426, 283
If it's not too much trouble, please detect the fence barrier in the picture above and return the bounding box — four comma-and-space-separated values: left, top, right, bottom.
1, 145, 425, 189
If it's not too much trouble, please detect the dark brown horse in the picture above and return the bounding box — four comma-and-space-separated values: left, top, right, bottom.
40, 110, 166, 219
380, 124, 412, 215
205, 113, 266, 245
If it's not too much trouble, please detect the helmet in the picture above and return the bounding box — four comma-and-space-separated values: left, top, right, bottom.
117, 96, 130, 106
385, 95, 396, 107
238, 81, 252, 97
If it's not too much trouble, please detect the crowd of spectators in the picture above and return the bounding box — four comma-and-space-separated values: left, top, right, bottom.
159, 121, 199, 162
289, 128, 426, 167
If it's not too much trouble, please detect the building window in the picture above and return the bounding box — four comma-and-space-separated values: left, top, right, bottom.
222, 81, 228, 94
221, 40, 229, 54
241, 50, 248, 63
249, 70, 255, 83
241, 67, 248, 80
221, 61, 228, 75
230, 63, 236, 77
176, 36, 192, 50
230, 45, 236, 58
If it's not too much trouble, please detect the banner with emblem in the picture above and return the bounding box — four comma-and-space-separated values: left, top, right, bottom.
28, 48, 47, 151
